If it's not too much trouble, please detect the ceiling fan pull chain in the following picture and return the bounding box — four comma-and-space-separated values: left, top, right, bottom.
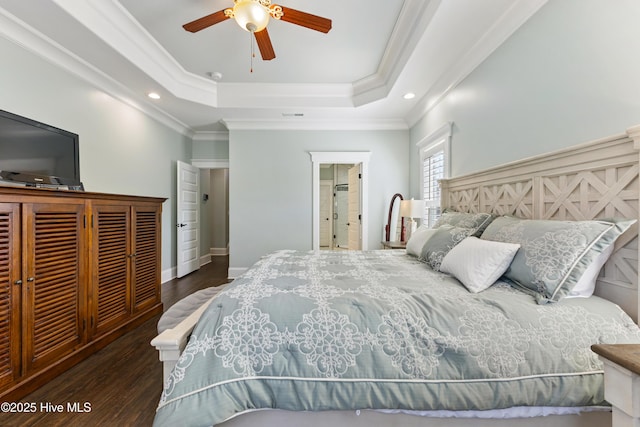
250, 31, 254, 73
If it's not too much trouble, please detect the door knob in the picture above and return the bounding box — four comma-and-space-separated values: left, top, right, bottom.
177, 223, 187, 228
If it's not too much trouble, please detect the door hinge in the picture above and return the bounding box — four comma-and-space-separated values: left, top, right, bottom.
359, 173, 362, 179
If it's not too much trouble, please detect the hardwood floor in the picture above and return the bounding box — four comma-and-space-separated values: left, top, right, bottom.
0, 257, 229, 427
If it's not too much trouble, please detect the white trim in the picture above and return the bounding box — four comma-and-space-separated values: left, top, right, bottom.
418, 123, 452, 226
405, 0, 548, 127
351, 0, 440, 107
210, 247, 229, 256
192, 132, 229, 142
221, 118, 408, 131
200, 253, 212, 266
0, 6, 192, 136
49, 0, 437, 112
161, 266, 176, 284
52, 0, 218, 107
310, 152, 371, 251
191, 159, 230, 169
417, 121, 452, 179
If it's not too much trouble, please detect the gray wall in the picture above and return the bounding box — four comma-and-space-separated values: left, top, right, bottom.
409, 0, 640, 197
228, 129, 409, 272
0, 35, 192, 273
193, 139, 229, 160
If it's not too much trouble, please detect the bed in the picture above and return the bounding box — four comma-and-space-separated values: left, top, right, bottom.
152, 124, 640, 427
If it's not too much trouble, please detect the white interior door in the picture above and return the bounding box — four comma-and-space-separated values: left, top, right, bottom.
347, 164, 361, 250
177, 161, 200, 278
319, 180, 333, 248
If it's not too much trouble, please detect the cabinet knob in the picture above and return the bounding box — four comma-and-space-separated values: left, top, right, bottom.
27, 277, 35, 282
14, 280, 22, 285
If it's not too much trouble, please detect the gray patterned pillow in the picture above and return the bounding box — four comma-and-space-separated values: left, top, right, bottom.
419, 225, 475, 271
434, 210, 496, 236
480, 216, 636, 303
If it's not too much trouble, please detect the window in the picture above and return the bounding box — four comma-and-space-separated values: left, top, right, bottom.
417, 123, 451, 227
422, 149, 444, 227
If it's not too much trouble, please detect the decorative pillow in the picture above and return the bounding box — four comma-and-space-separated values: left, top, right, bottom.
440, 237, 520, 293
419, 225, 475, 271
405, 225, 438, 257
433, 209, 496, 236
480, 216, 636, 303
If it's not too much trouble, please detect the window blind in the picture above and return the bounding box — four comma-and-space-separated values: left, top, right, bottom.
422, 150, 444, 227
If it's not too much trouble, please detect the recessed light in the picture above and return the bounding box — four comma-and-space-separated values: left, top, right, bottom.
403, 92, 416, 100
148, 92, 161, 100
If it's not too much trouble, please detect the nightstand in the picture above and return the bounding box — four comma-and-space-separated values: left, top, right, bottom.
591, 344, 640, 427
381, 241, 406, 249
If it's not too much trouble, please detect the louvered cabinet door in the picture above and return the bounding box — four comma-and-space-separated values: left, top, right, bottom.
22, 202, 86, 374
0, 204, 20, 388
131, 205, 161, 312
91, 203, 131, 336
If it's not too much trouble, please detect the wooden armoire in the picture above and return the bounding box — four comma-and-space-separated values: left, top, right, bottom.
0, 185, 165, 400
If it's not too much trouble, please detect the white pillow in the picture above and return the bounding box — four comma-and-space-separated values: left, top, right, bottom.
405, 225, 438, 257
440, 237, 520, 293
565, 243, 615, 298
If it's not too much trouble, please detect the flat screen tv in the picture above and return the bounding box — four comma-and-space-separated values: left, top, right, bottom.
0, 109, 82, 189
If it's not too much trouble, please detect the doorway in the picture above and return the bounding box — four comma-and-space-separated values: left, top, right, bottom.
319, 164, 357, 250
187, 160, 229, 276
310, 152, 370, 251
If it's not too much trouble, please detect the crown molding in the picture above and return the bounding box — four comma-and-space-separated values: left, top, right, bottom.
217, 82, 354, 109
53, 0, 218, 107
191, 159, 230, 169
0, 5, 192, 136
50, 0, 441, 111
352, 0, 441, 107
405, 0, 549, 127
221, 118, 408, 131
191, 131, 229, 142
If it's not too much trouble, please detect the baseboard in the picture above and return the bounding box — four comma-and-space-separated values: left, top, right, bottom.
210, 247, 229, 256
162, 251, 229, 283
200, 253, 212, 266
161, 267, 176, 284
228, 267, 248, 279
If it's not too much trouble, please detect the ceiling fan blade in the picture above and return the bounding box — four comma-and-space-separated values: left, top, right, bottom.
183, 10, 229, 33
254, 28, 276, 60
277, 6, 332, 33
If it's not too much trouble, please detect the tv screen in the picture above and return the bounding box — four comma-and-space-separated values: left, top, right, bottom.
0, 110, 81, 188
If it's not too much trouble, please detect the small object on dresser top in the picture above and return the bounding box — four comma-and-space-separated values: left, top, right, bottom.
591, 344, 640, 375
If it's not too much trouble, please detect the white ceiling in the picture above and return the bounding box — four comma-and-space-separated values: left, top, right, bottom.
0, 0, 547, 134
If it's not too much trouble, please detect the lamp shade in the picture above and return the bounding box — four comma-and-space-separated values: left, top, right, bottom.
400, 199, 425, 218
233, 0, 270, 32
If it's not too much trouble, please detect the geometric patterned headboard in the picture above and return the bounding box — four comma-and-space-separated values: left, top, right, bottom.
440, 125, 640, 323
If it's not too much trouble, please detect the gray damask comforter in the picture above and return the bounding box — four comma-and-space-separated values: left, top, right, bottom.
154, 250, 640, 426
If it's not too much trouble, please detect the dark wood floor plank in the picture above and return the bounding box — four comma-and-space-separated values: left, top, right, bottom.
0, 258, 229, 427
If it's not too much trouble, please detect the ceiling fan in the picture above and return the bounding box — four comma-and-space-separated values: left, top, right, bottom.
183, 0, 332, 61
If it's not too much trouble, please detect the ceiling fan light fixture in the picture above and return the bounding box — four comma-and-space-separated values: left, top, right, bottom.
232, 0, 270, 32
